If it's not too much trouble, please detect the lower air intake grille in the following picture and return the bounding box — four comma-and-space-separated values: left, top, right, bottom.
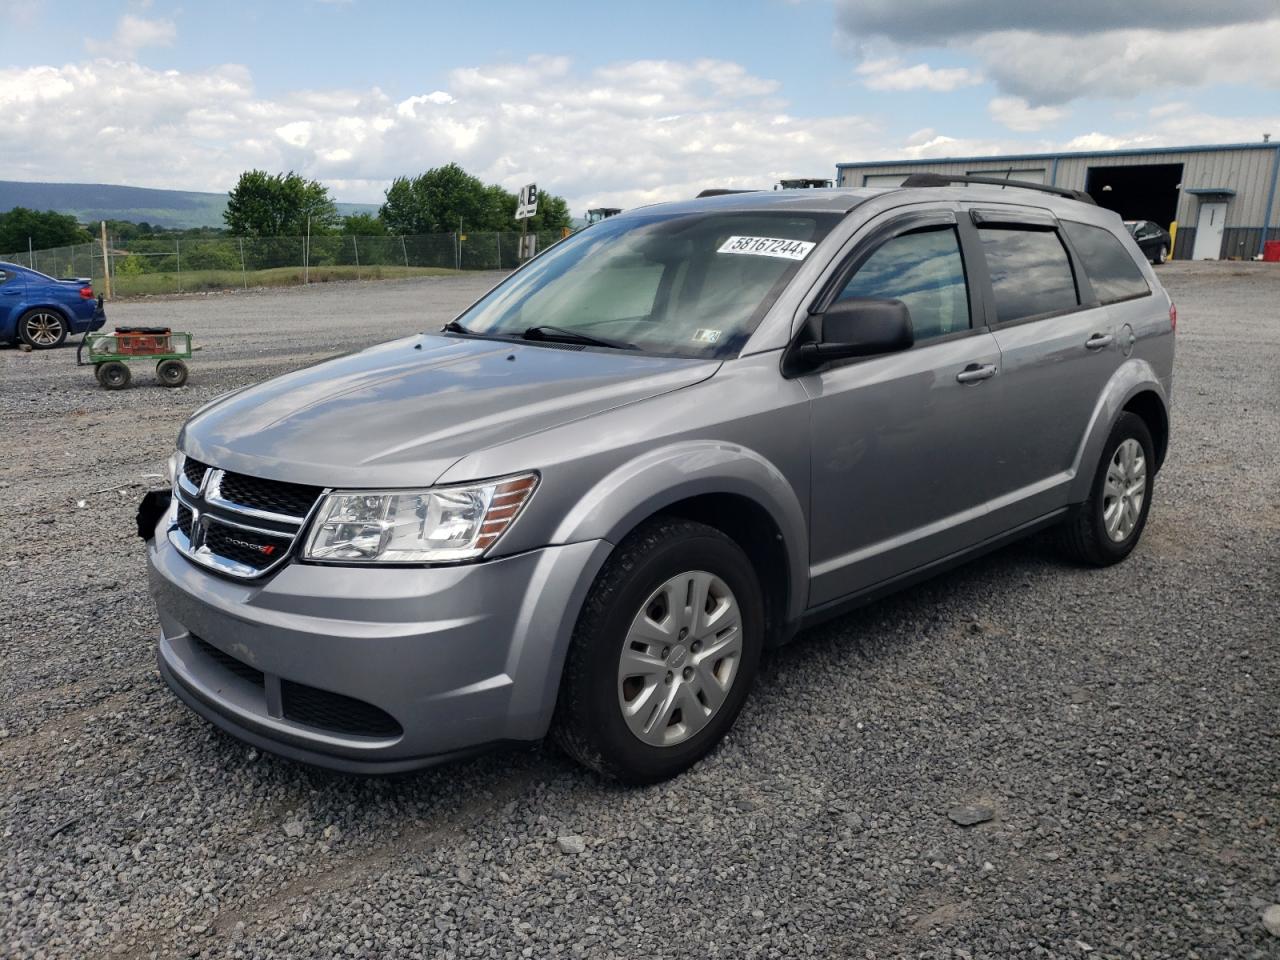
192, 635, 265, 687
281, 680, 402, 739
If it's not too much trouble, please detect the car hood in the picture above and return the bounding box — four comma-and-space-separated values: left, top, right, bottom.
180, 334, 719, 487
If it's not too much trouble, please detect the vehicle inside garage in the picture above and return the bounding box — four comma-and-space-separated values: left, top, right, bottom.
1085, 163, 1182, 227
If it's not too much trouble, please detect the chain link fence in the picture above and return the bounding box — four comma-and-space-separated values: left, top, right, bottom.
1, 230, 563, 298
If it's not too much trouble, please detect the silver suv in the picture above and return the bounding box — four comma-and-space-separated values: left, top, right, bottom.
142, 179, 1175, 783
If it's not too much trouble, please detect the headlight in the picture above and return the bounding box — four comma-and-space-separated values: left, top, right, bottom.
166, 452, 179, 487
303, 473, 538, 564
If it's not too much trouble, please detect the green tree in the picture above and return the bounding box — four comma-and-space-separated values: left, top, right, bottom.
0, 208, 92, 253
526, 192, 572, 233
224, 170, 338, 237
379, 163, 574, 234
341, 212, 386, 235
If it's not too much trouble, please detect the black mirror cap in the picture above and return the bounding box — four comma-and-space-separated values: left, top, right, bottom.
798, 297, 914, 365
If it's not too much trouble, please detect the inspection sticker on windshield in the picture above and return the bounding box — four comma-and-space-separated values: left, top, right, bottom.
692, 328, 722, 344
717, 235, 815, 260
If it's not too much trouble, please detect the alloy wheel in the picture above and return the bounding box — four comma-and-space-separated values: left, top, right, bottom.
24, 312, 65, 347
617, 570, 743, 747
1103, 438, 1147, 542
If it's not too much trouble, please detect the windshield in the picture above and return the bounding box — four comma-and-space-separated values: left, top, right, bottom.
453, 210, 840, 358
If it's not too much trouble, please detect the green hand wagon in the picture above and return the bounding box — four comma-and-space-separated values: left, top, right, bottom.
76, 327, 193, 390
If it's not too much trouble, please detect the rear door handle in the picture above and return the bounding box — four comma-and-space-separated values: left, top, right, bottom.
956, 363, 997, 384
1085, 333, 1114, 350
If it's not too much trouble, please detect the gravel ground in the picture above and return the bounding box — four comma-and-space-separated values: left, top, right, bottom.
1, 264, 1277, 959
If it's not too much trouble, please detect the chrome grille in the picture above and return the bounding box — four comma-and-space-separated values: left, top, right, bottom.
168, 453, 324, 580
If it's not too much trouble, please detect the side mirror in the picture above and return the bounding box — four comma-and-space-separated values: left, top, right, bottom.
798, 297, 914, 365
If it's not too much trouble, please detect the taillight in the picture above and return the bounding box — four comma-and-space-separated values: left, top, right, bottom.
79, 286, 94, 299
1169, 301, 1177, 332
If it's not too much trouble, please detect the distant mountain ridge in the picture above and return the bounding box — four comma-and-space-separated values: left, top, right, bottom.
0, 180, 379, 230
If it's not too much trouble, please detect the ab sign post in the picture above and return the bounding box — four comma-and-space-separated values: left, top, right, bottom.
516, 183, 538, 261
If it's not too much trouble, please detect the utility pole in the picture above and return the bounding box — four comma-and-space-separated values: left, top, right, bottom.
99, 222, 112, 300
304, 216, 311, 284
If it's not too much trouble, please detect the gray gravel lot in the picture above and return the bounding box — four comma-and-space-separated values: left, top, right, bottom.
1, 264, 1277, 959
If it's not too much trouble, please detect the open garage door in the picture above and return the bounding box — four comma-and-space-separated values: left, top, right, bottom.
1085, 164, 1182, 232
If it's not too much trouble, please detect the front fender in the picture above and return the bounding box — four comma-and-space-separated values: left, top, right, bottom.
551, 440, 810, 622
1068, 358, 1170, 503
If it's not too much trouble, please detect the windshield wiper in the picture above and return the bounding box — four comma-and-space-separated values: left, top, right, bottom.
521, 325, 637, 350
441, 319, 473, 335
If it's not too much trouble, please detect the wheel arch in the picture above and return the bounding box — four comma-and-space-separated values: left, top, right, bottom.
550, 441, 810, 635
1068, 361, 1170, 503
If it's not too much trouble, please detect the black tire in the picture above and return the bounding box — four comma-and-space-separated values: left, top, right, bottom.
156, 359, 188, 387
1152, 245, 1168, 265
16, 308, 68, 349
1060, 411, 1155, 566
97, 360, 132, 390
553, 518, 763, 784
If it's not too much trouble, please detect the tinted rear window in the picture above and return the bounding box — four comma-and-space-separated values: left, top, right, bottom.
1062, 220, 1150, 304
978, 227, 1079, 324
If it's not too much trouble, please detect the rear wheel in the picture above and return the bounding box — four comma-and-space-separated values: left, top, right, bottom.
553, 518, 763, 783
156, 359, 188, 387
17, 309, 67, 349
97, 360, 132, 390
1153, 244, 1168, 265
1060, 411, 1154, 566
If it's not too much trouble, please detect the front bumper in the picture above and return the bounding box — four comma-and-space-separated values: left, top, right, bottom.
147, 525, 610, 773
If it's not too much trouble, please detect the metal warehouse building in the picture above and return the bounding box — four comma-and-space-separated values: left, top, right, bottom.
835, 141, 1280, 261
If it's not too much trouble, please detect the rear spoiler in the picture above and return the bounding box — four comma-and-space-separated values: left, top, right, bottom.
58, 277, 93, 284
695, 189, 761, 198
899, 173, 1096, 205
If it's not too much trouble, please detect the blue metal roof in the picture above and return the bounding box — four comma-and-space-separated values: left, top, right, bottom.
836, 141, 1277, 170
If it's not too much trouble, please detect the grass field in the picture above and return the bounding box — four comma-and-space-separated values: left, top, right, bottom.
111, 264, 460, 297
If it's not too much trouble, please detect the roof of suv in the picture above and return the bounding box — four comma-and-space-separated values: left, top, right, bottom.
632, 182, 1102, 219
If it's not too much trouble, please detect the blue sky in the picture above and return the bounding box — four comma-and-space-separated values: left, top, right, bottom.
1, 0, 1277, 212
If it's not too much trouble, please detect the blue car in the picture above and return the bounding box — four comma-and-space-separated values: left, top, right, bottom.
0, 261, 106, 349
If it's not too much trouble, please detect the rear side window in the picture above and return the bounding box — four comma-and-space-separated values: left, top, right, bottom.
835, 227, 970, 341
978, 227, 1079, 324
1062, 221, 1150, 304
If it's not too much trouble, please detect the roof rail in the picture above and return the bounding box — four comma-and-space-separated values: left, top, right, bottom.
695, 188, 761, 198
899, 173, 1095, 205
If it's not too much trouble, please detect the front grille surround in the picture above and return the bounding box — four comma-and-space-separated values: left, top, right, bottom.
169, 454, 325, 580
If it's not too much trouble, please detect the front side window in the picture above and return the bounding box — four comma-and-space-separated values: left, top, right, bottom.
455, 211, 839, 359
835, 227, 970, 341
1062, 220, 1150, 304
978, 227, 1079, 323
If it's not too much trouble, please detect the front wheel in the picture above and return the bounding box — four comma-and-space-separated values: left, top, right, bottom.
1153, 244, 1168, 265
553, 518, 763, 783
1060, 411, 1155, 565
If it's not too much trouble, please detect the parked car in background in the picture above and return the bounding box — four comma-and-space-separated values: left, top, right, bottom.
0, 261, 106, 348
142, 178, 1175, 783
1124, 220, 1172, 264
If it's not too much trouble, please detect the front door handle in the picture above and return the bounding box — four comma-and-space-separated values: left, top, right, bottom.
956, 363, 997, 384
1085, 333, 1114, 350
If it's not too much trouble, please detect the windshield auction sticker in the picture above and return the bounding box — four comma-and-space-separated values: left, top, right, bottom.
717, 236, 816, 260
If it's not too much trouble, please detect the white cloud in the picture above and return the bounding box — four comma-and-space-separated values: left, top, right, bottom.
86, 13, 177, 59
856, 57, 981, 92
988, 96, 1068, 132
0, 56, 883, 211
835, 0, 1280, 106
973, 20, 1280, 104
